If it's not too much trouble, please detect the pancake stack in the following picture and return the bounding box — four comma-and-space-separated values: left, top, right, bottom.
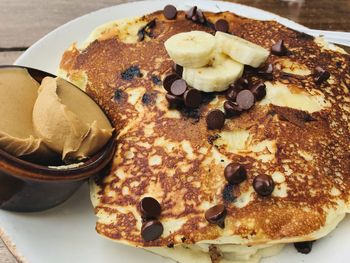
59, 6, 350, 263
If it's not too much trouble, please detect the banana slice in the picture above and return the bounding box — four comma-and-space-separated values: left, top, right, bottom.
215, 31, 269, 68
183, 53, 244, 92
164, 31, 216, 68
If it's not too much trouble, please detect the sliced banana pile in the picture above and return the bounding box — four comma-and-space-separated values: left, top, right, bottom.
164, 31, 270, 92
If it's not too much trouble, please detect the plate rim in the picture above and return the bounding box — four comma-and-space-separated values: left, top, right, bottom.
2, 1, 322, 263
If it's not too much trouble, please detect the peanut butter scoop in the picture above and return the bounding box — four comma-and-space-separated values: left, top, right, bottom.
33, 77, 113, 161
0, 68, 56, 162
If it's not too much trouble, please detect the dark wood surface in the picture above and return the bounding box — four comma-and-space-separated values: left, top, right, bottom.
0, 0, 349, 262
235, 0, 350, 31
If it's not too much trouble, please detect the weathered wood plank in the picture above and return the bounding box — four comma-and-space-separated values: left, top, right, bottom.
234, 0, 350, 31
0, 239, 16, 263
0, 51, 23, 65
0, 0, 140, 48
0, 0, 349, 49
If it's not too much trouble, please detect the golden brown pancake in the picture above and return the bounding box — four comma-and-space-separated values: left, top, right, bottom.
59, 9, 350, 263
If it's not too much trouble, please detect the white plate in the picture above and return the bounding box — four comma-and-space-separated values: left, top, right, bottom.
1, 1, 349, 262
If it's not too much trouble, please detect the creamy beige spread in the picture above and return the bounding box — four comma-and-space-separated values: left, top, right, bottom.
33, 77, 113, 161
0, 68, 55, 161
0, 68, 113, 164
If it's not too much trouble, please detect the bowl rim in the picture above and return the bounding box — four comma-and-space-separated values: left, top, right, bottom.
0, 137, 116, 182
0, 64, 56, 79
0, 65, 116, 182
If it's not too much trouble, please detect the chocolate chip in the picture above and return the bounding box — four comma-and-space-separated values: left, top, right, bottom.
257, 64, 274, 80
236, 90, 255, 110
250, 83, 266, 101
205, 204, 227, 228
166, 93, 183, 108
226, 86, 238, 101
140, 197, 161, 219
253, 175, 275, 196
265, 64, 274, 74
237, 78, 250, 89
224, 163, 247, 184
294, 241, 314, 254
163, 74, 180, 92
137, 30, 145, 41
184, 89, 202, 108
146, 19, 156, 29
181, 237, 187, 242
226, 80, 248, 101
163, 5, 177, 20
215, 19, 229, 32
121, 65, 142, 80
173, 64, 183, 77
314, 66, 330, 85
141, 220, 164, 242
170, 79, 187, 96
186, 6, 197, 20
206, 110, 226, 130
271, 40, 288, 56
193, 9, 206, 24
224, 101, 242, 117
138, 19, 157, 41
186, 6, 206, 24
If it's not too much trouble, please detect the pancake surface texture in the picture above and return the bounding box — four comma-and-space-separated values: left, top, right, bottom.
59, 9, 350, 263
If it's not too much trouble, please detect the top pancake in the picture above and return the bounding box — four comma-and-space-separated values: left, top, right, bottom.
59, 10, 350, 248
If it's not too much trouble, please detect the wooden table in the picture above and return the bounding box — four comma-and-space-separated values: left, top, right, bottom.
0, 0, 349, 262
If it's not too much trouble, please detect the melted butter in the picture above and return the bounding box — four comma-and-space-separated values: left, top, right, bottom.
259, 81, 329, 113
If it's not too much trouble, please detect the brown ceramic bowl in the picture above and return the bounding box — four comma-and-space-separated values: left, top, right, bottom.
0, 65, 116, 212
